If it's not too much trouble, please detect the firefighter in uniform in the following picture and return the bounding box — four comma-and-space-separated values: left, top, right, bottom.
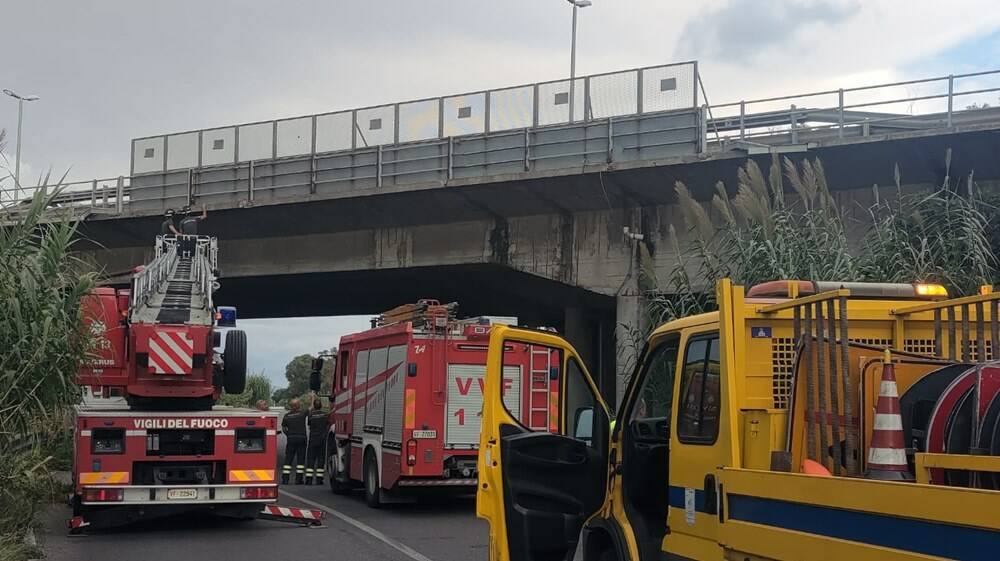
305, 398, 329, 485
281, 399, 308, 485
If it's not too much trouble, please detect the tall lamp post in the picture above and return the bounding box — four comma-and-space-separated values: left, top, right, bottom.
566, 0, 591, 122
3, 89, 41, 197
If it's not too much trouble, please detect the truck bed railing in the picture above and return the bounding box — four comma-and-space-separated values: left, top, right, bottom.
891, 291, 1000, 362
750, 285, 1000, 480
757, 289, 859, 476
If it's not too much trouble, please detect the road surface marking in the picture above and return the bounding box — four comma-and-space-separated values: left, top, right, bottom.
279, 489, 436, 561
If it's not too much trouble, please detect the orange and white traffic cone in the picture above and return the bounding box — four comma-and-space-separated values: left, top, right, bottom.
865, 349, 913, 481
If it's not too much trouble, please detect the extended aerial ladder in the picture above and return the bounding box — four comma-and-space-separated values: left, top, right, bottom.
78, 235, 245, 410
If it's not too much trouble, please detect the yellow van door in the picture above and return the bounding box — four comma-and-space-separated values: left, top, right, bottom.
665, 283, 740, 560
477, 326, 612, 561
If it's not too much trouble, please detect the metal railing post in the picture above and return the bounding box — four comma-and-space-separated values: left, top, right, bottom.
524, 128, 530, 171
947, 74, 954, 127
447, 136, 454, 181
351, 110, 358, 150
233, 126, 240, 164
699, 106, 708, 153
186, 168, 194, 207
532, 84, 540, 128
607, 117, 614, 163
116, 176, 124, 214
377, 144, 383, 187
310, 115, 318, 195
739, 100, 746, 140
91, 179, 98, 208
790, 104, 798, 144
271, 121, 278, 159
838, 88, 845, 138
248, 160, 255, 202
438, 98, 445, 139
393, 104, 400, 145
584, 76, 592, 121
484, 91, 491, 134
636, 69, 644, 114
692, 61, 699, 107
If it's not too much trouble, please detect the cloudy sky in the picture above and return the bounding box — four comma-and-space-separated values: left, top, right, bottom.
3, 1, 999, 389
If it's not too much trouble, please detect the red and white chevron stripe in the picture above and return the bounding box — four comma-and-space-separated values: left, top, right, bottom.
262, 505, 324, 520
148, 330, 194, 374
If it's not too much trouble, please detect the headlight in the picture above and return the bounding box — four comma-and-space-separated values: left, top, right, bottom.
91, 428, 125, 454
235, 428, 265, 452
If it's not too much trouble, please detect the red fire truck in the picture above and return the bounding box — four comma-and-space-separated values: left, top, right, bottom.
70, 236, 290, 530
310, 301, 558, 507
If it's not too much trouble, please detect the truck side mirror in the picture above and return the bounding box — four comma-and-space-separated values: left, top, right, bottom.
309, 370, 321, 392
573, 407, 594, 445
311, 358, 324, 371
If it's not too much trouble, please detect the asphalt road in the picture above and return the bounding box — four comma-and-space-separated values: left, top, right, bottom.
38, 487, 486, 561
37, 426, 488, 561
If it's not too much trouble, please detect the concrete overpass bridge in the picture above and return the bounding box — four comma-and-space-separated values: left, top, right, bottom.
11, 63, 1000, 402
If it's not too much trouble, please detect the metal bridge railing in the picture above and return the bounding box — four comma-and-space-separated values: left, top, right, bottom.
10, 65, 1000, 221
706, 68, 1000, 144
129, 61, 700, 176
0, 176, 128, 218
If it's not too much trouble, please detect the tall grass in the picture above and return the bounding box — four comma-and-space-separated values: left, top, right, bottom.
1, 131, 96, 560
638, 152, 997, 335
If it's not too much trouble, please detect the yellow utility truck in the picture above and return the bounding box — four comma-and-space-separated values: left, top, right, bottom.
476, 279, 1000, 561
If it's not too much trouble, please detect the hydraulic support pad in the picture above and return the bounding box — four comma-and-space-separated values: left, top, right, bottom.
68, 516, 91, 534
257, 504, 325, 527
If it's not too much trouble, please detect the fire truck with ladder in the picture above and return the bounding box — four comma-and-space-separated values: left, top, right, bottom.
308, 300, 559, 507
72, 235, 318, 530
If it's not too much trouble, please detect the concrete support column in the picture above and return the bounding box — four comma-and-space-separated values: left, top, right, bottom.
615, 290, 644, 411
564, 306, 618, 408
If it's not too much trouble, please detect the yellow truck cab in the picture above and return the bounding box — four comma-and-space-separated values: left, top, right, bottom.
476, 279, 1000, 561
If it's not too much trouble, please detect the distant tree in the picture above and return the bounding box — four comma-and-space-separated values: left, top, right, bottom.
271, 351, 334, 405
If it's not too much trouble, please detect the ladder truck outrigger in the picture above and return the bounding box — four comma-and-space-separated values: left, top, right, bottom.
72, 235, 321, 531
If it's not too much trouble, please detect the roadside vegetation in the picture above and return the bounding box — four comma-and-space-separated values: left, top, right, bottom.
623, 150, 998, 380
218, 372, 272, 408
1, 132, 96, 560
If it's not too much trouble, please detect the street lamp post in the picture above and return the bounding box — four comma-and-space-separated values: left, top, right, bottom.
3, 89, 41, 198
566, 0, 591, 122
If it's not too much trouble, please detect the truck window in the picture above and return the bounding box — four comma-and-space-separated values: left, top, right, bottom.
677, 333, 721, 444
338, 350, 349, 390
628, 336, 679, 441
564, 358, 600, 447
503, 344, 563, 433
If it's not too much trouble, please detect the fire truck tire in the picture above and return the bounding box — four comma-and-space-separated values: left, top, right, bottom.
363, 450, 382, 508
329, 439, 352, 495
223, 330, 247, 394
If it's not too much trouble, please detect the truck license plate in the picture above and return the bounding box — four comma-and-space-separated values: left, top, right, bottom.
412, 430, 437, 439
166, 488, 198, 500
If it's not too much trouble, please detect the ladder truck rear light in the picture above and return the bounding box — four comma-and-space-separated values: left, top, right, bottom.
83, 488, 124, 502
240, 486, 278, 500
407, 439, 418, 466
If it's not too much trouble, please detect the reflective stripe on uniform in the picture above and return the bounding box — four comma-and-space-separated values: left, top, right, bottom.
282, 465, 292, 474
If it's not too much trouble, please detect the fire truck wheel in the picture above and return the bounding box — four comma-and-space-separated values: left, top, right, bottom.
329, 440, 352, 495
363, 450, 382, 508
223, 330, 247, 394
